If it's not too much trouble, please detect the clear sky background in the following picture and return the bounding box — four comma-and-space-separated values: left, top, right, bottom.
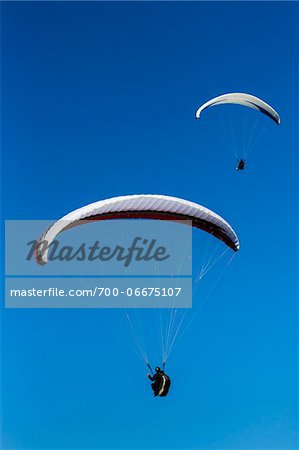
1, 2, 298, 450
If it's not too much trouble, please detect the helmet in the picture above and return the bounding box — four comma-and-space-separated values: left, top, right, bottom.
155, 367, 161, 373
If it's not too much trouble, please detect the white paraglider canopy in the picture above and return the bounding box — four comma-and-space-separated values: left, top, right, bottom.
195, 92, 280, 125
35, 194, 240, 265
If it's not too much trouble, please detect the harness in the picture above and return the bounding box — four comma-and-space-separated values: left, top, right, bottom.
156, 373, 171, 397
158, 374, 167, 396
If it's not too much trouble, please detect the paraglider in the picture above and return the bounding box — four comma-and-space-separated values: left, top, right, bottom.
34, 194, 239, 397
195, 93, 280, 169
147, 366, 171, 397
31, 91, 283, 401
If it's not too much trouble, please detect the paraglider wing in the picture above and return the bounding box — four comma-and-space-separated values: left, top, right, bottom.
35, 194, 240, 265
195, 93, 280, 125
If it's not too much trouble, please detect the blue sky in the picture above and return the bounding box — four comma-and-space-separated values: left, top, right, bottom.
1, 2, 298, 449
